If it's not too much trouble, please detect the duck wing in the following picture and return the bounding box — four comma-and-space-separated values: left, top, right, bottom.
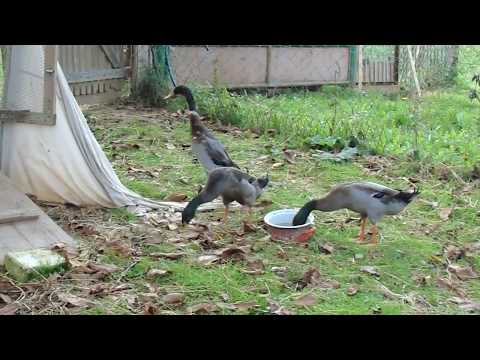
351, 182, 399, 198
204, 137, 239, 168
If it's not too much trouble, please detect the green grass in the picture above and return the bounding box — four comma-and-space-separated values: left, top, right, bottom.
73, 89, 480, 314
165, 85, 480, 174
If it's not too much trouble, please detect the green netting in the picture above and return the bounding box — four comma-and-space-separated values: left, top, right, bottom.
133, 45, 173, 105
151, 45, 175, 87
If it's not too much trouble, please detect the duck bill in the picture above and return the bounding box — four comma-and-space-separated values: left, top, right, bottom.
163, 92, 175, 100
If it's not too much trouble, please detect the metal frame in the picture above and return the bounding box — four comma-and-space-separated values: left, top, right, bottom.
0, 45, 57, 127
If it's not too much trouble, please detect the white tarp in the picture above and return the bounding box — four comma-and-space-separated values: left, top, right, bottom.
0, 45, 197, 211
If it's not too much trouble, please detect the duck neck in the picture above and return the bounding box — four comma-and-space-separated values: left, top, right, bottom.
311, 196, 340, 211
190, 116, 205, 137
183, 91, 197, 111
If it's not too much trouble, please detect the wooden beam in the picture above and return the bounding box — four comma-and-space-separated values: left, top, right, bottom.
100, 45, 121, 68
0, 209, 41, 225
0, 110, 56, 126
66, 68, 128, 84
43, 45, 57, 126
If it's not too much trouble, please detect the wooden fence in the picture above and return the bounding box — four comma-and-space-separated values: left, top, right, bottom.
362, 57, 397, 84
58, 45, 130, 104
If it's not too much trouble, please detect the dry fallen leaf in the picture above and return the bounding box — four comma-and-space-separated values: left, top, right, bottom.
187, 303, 218, 314
464, 242, 480, 256
167, 223, 179, 231
0, 303, 20, 315
243, 221, 258, 233
57, 293, 92, 308
215, 247, 247, 262
0, 293, 13, 304
294, 294, 317, 307
437, 277, 467, 298
300, 268, 340, 289
412, 274, 431, 286
0, 279, 16, 293
268, 300, 294, 315
449, 297, 480, 313
448, 265, 479, 281
320, 243, 335, 254
143, 302, 158, 315
360, 266, 380, 277
197, 255, 220, 266
347, 285, 359, 296
163, 293, 185, 305
105, 240, 133, 257
439, 207, 454, 221
144, 236, 164, 245
271, 266, 288, 277
272, 162, 284, 170
87, 262, 120, 274
165, 193, 188, 202
147, 269, 170, 278
256, 155, 270, 162
246, 259, 265, 272
88, 284, 109, 296
150, 252, 186, 260
283, 149, 297, 164
233, 301, 258, 312
242, 259, 265, 275
444, 245, 465, 261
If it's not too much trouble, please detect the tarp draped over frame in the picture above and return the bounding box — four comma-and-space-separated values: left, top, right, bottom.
0, 45, 190, 211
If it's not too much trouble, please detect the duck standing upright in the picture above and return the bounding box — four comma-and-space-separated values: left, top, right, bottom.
188, 110, 240, 171
292, 182, 419, 244
164, 85, 198, 111
164, 86, 240, 172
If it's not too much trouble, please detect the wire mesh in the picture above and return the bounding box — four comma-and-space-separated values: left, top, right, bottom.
161, 45, 355, 89
148, 45, 457, 92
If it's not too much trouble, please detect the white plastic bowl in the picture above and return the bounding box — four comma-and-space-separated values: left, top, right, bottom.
264, 209, 316, 243
264, 208, 315, 229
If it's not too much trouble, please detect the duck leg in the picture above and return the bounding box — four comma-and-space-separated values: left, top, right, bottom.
357, 217, 367, 243
370, 224, 378, 244
244, 205, 253, 223
222, 206, 230, 224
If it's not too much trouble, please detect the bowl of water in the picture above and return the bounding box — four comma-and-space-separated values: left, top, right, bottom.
263, 209, 315, 243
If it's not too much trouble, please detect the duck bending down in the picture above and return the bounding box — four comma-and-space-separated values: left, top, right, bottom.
182, 167, 269, 225
292, 182, 419, 244
164, 85, 240, 172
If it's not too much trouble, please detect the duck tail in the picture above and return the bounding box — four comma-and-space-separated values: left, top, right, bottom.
396, 187, 420, 204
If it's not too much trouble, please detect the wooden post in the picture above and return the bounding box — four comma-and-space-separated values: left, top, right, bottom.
448, 45, 459, 81
265, 45, 272, 86
407, 45, 422, 97
43, 45, 57, 124
130, 45, 138, 96
357, 45, 363, 90
393, 45, 400, 84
